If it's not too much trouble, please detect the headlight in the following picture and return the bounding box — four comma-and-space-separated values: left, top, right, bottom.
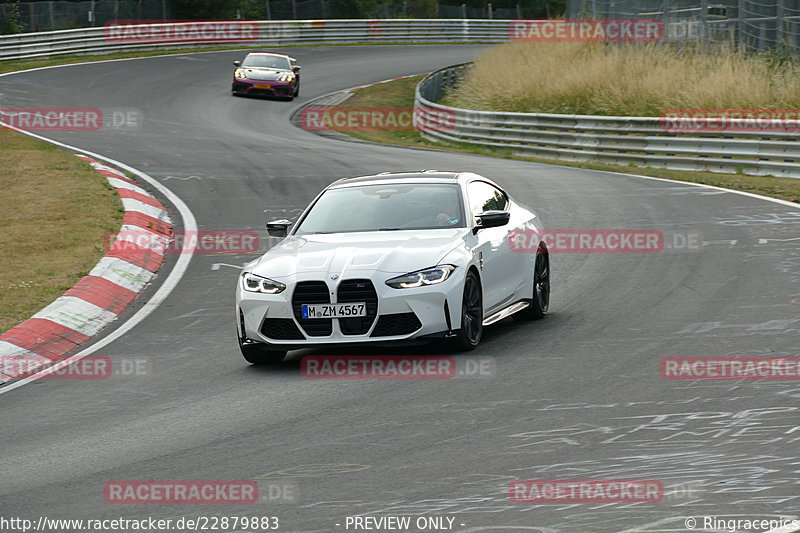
385, 265, 455, 289
234, 68, 247, 79
279, 72, 295, 82
242, 272, 286, 294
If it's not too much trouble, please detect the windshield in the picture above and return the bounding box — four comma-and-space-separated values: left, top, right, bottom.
242, 55, 291, 70
295, 183, 465, 235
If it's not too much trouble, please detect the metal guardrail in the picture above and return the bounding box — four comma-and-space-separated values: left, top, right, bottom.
0, 19, 510, 61
414, 64, 800, 179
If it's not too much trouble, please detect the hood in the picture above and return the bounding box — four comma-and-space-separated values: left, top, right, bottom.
243, 68, 288, 81
250, 229, 466, 280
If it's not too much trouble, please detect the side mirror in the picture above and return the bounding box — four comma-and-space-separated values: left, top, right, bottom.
266, 219, 292, 238
233, 60, 241, 67
473, 210, 510, 234
293, 65, 301, 73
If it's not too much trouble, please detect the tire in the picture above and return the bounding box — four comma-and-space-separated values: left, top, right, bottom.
521, 244, 549, 320
238, 331, 286, 365
294, 81, 299, 97
452, 270, 483, 351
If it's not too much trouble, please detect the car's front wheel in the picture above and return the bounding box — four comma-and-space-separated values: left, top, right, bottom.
238, 334, 286, 365
453, 270, 483, 351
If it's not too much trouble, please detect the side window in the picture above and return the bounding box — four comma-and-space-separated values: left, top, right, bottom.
467, 181, 508, 217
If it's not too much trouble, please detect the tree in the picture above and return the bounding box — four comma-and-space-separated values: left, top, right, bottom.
0, 0, 23, 34
407, 0, 437, 18
329, 0, 384, 18
167, 0, 239, 19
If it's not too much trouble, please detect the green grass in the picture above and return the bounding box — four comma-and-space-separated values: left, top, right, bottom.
329, 75, 800, 204
0, 129, 124, 333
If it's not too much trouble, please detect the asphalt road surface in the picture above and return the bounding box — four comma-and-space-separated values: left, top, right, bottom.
1, 45, 799, 533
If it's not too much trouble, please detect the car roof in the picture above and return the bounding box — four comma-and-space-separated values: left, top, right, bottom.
329, 171, 463, 188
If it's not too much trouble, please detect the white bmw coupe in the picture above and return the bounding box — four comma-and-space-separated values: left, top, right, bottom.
236, 171, 549, 364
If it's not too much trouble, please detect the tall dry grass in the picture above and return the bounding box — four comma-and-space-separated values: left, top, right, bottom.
446, 42, 800, 116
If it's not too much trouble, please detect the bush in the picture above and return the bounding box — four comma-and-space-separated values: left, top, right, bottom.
407, 0, 437, 18
1, 1, 23, 34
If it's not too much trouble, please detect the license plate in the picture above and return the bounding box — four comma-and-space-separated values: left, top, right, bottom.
302, 303, 366, 319
254, 83, 272, 89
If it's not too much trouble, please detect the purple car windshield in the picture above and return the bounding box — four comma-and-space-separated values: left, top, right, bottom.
242, 55, 291, 70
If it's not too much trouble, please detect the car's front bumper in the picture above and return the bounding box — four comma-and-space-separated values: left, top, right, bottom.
232, 79, 294, 96
236, 270, 466, 350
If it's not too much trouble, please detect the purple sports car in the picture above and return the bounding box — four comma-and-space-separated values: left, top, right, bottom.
232, 52, 300, 100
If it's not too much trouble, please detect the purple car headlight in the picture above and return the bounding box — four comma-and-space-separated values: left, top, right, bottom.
234, 68, 247, 79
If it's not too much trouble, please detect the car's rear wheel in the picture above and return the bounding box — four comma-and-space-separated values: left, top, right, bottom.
238, 331, 286, 365
521, 244, 549, 319
453, 270, 483, 351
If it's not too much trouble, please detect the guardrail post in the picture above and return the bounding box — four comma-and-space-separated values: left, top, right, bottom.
461, 3, 466, 19
776, 0, 785, 46
292, 0, 297, 19
48, 1, 55, 30
28, 2, 35, 32
265, 0, 271, 20
113, 0, 119, 22
516, 4, 521, 19
488, 3, 492, 19
89, 0, 95, 26
699, 0, 708, 41
738, 0, 745, 50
